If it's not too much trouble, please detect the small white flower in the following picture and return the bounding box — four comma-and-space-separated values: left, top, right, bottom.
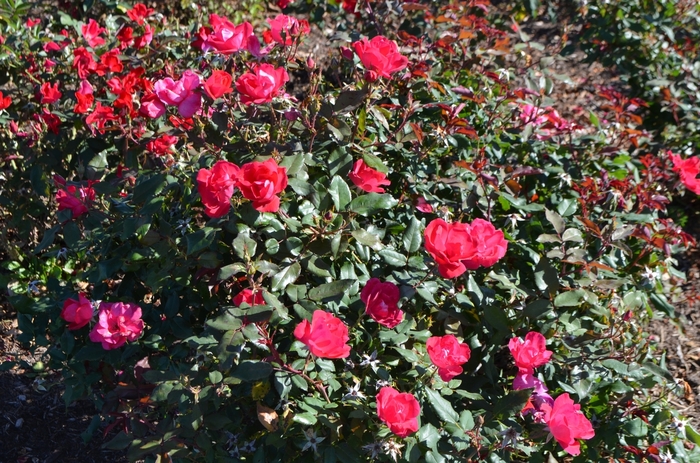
670, 417, 688, 439
641, 266, 659, 282
57, 248, 68, 260
301, 429, 325, 453
659, 450, 679, 463
382, 440, 404, 462
360, 350, 380, 369
228, 446, 241, 458
498, 427, 519, 448
241, 439, 256, 453
343, 380, 366, 401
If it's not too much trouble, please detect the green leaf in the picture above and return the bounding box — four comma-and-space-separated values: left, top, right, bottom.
347, 193, 398, 216
271, 262, 301, 291
334, 88, 368, 114
425, 387, 458, 424
562, 228, 583, 242
623, 418, 648, 437
351, 229, 383, 250
329, 176, 352, 210
102, 431, 132, 450
545, 209, 565, 235
233, 231, 257, 260
403, 217, 423, 253
361, 152, 389, 174
34, 224, 60, 254
232, 361, 273, 381
206, 310, 243, 331
554, 289, 597, 308
133, 173, 166, 204
218, 263, 246, 281
186, 227, 217, 255
308, 279, 355, 301
489, 389, 532, 422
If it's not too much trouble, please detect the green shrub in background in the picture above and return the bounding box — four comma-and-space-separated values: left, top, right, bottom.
1, 1, 700, 462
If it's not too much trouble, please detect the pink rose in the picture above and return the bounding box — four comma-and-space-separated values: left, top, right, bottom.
426, 335, 471, 382
266, 14, 310, 46
139, 93, 166, 119
294, 310, 351, 359
60, 293, 94, 330
237, 159, 288, 212
376, 386, 420, 437
56, 184, 95, 218
508, 332, 553, 374
424, 218, 477, 278
233, 288, 265, 307
89, 301, 144, 350
541, 393, 595, 456
348, 159, 390, 193
361, 278, 403, 328
154, 70, 202, 118
465, 218, 508, 269
235, 63, 289, 105
197, 160, 240, 218
352, 36, 408, 82
196, 15, 254, 55
81, 19, 106, 48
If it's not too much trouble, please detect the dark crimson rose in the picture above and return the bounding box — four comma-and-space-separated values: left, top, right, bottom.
361, 278, 403, 328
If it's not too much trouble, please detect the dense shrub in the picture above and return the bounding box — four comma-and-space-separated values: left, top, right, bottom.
1, 1, 700, 462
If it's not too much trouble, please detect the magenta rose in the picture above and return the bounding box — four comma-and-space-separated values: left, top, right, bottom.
233, 288, 265, 307
266, 14, 310, 46
89, 301, 144, 350
426, 335, 471, 382
352, 36, 409, 82
294, 310, 351, 359
154, 70, 202, 118
424, 218, 477, 278
237, 159, 288, 212
541, 393, 595, 456
197, 160, 240, 218
360, 278, 403, 328
464, 218, 508, 269
60, 293, 94, 330
196, 15, 254, 54
376, 386, 420, 437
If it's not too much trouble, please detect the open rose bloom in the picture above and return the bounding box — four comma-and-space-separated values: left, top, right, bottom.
197, 160, 240, 218
349, 159, 390, 193
235, 63, 289, 105
60, 293, 95, 330
237, 159, 288, 212
89, 301, 144, 350
154, 70, 202, 118
669, 152, 700, 194
352, 35, 408, 82
361, 278, 403, 328
376, 386, 420, 437
294, 310, 351, 359
426, 335, 471, 382
541, 393, 595, 456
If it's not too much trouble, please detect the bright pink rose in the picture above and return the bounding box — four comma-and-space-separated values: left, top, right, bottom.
266, 14, 310, 46
89, 301, 144, 350
140, 93, 166, 119
670, 152, 700, 194
361, 278, 403, 328
81, 19, 106, 48
154, 70, 202, 118
424, 218, 477, 278
235, 63, 289, 105
233, 289, 265, 307
56, 185, 95, 217
349, 159, 390, 193
541, 393, 595, 456
196, 160, 240, 218
376, 386, 420, 437
415, 197, 433, 213
196, 15, 254, 54
508, 332, 553, 374
203, 70, 233, 100
294, 310, 351, 359
352, 36, 408, 82
426, 335, 471, 382
60, 293, 94, 330
237, 159, 288, 212
465, 218, 508, 269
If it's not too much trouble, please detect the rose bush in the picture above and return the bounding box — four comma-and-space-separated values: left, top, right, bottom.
0, 1, 699, 462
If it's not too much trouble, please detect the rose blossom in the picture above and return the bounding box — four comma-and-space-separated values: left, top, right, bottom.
426, 335, 471, 382
89, 301, 144, 350
56, 184, 95, 217
60, 293, 94, 330
465, 218, 508, 269
294, 310, 351, 359
195, 15, 254, 55
233, 289, 265, 307
361, 278, 403, 328
348, 159, 390, 193
40, 82, 61, 104
541, 393, 595, 456
237, 159, 288, 212
82, 19, 106, 48
509, 332, 553, 374
266, 14, 310, 46
669, 152, 700, 194
154, 70, 202, 118
203, 70, 233, 100
352, 36, 409, 82
0, 90, 10, 111
196, 160, 240, 218
376, 386, 420, 437
235, 63, 289, 105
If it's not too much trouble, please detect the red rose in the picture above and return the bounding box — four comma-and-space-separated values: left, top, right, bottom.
146, 134, 178, 156
60, 293, 94, 330
426, 335, 471, 382
508, 331, 552, 374
670, 152, 700, 194
348, 159, 390, 193
72, 47, 98, 79
89, 301, 144, 350
81, 19, 106, 48
235, 63, 289, 105
463, 218, 508, 269
361, 278, 403, 328
233, 288, 265, 307
266, 14, 310, 46
97, 48, 123, 75
424, 218, 477, 278
541, 393, 595, 456
0, 90, 11, 111
56, 184, 95, 217
117, 26, 134, 47
196, 160, 240, 218
127, 3, 154, 25
294, 310, 351, 359
237, 159, 288, 212
376, 386, 420, 437
352, 36, 408, 82
74, 92, 94, 114
40, 82, 62, 104
203, 70, 233, 100
140, 92, 166, 119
